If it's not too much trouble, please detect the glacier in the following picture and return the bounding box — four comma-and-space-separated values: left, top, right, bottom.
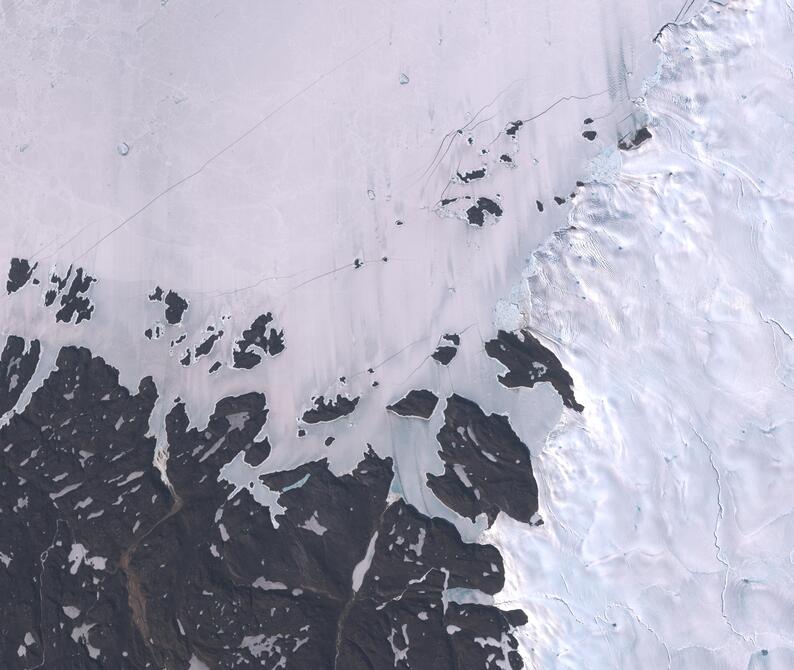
2, 0, 792, 667
488, 1, 794, 667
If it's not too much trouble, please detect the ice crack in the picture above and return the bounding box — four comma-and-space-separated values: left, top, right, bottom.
607, 601, 672, 670
690, 425, 753, 644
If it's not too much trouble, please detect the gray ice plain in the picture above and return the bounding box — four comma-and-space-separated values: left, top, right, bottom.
0, 0, 692, 475
2, 0, 791, 668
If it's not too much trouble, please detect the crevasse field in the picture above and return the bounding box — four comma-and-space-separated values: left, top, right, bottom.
0, 0, 791, 668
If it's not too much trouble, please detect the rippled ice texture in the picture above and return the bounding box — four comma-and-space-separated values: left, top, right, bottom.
487, 1, 794, 667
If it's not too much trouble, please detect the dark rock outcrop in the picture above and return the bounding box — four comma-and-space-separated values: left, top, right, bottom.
427, 394, 539, 526
485, 329, 583, 412
387, 389, 439, 419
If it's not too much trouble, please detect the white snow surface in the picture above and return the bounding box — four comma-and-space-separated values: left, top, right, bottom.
487, 1, 794, 667
4, 1, 792, 668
